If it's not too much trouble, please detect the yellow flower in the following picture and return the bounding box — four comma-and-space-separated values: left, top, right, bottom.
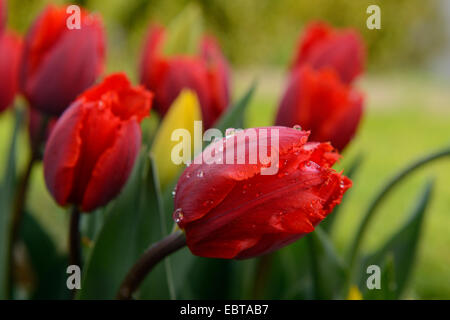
347, 285, 363, 300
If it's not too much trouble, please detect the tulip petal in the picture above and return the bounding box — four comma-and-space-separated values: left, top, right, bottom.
0, 31, 22, 112
81, 119, 141, 212
26, 25, 103, 115
43, 102, 85, 206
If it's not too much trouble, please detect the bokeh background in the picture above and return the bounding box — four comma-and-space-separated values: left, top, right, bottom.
1, 0, 449, 299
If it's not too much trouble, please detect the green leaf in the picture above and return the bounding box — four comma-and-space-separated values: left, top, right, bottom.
0, 109, 24, 299
162, 4, 203, 57
21, 211, 70, 300
214, 80, 257, 132
307, 227, 347, 299
347, 146, 449, 269
78, 149, 170, 299
321, 153, 364, 233
137, 155, 176, 299
151, 90, 202, 191
359, 179, 434, 299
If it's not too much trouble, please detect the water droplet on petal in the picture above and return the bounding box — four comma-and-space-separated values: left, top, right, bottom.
293, 125, 302, 130
173, 208, 184, 224
197, 170, 204, 178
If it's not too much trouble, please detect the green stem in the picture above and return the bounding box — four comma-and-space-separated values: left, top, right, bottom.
69, 206, 82, 269
347, 146, 450, 277
8, 153, 37, 298
116, 230, 186, 300
251, 253, 273, 299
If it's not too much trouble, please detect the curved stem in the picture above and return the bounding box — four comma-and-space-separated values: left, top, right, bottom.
347, 146, 450, 274
69, 206, 82, 268
8, 153, 37, 297
116, 230, 186, 300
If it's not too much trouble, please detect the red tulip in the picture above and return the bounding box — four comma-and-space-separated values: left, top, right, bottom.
173, 127, 351, 259
0, 31, 21, 113
19, 5, 105, 116
275, 66, 363, 152
292, 22, 365, 84
139, 26, 230, 129
43, 73, 153, 212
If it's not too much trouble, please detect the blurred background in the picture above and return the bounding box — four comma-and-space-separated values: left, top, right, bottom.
1, 0, 449, 299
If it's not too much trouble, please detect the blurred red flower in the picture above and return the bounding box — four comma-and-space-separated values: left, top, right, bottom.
19, 5, 105, 116
275, 66, 364, 152
0, 30, 22, 113
43, 73, 153, 212
139, 26, 230, 129
173, 127, 351, 259
292, 22, 365, 84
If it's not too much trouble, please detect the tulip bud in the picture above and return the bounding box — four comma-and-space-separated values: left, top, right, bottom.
19, 5, 105, 116
275, 66, 364, 152
43, 73, 153, 212
292, 22, 365, 84
140, 26, 230, 129
173, 127, 351, 259
0, 31, 21, 113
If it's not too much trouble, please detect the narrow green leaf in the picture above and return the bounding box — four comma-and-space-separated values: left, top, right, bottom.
137, 155, 176, 300
359, 179, 434, 299
78, 149, 168, 299
348, 146, 450, 271
307, 227, 347, 299
21, 211, 70, 300
0, 109, 24, 299
214, 81, 257, 132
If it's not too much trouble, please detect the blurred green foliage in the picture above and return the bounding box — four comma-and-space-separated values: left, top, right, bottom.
5, 0, 447, 72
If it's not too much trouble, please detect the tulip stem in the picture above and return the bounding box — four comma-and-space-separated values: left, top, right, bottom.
69, 206, 82, 269
8, 153, 37, 296
117, 230, 186, 300
251, 253, 273, 299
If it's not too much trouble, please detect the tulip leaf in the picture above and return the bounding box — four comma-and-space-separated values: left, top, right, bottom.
359, 179, 434, 299
263, 240, 311, 299
214, 80, 257, 132
78, 149, 172, 299
136, 154, 177, 299
0, 109, 23, 299
151, 90, 202, 191
21, 211, 70, 299
162, 4, 203, 57
347, 146, 450, 269
321, 153, 364, 233
307, 227, 347, 299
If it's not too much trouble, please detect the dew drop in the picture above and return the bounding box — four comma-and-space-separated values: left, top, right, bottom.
173, 208, 184, 224
293, 124, 302, 130
197, 170, 204, 178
